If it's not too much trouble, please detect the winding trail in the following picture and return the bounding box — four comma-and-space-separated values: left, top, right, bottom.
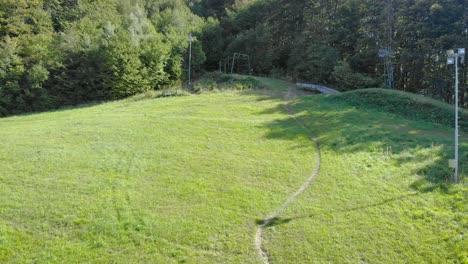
255, 87, 322, 264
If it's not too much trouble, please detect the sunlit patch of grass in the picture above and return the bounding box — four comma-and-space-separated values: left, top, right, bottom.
0, 90, 317, 263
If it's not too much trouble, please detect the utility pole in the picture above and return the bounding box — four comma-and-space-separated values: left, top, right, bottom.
188, 34, 194, 88
378, 48, 393, 89
387, 0, 394, 89
378, 0, 394, 89
455, 55, 459, 183
447, 48, 465, 183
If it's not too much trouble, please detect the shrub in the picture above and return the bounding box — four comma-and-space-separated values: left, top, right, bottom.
194, 79, 217, 92
332, 61, 380, 90
195, 73, 263, 92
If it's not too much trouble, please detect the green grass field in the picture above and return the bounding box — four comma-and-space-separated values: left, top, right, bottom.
0, 76, 466, 263
264, 89, 468, 263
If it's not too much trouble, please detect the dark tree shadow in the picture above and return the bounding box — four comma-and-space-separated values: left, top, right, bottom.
0, 101, 105, 120
253, 89, 467, 190
255, 217, 293, 227
256, 193, 420, 228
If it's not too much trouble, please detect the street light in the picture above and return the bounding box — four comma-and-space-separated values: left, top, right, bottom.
447, 48, 465, 183
188, 34, 195, 88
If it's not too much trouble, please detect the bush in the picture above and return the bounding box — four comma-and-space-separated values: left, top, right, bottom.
194, 79, 217, 92
194, 73, 263, 92
233, 77, 263, 90
332, 61, 380, 90
201, 71, 232, 83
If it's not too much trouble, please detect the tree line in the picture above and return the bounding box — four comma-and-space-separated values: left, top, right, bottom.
0, 0, 467, 116
197, 0, 468, 106
0, 0, 206, 116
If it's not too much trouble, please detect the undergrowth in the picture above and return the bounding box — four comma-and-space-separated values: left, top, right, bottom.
193, 72, 264, 93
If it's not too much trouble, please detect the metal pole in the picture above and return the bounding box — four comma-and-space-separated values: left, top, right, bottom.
454, 55, 459, 182
388, 55, 393, 89
231, 53, 237, 74
188, 36, 192, 88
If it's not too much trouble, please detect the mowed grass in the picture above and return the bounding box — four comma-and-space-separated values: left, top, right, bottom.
0, 90, 316, 263
261, 89, 468, 263
0, 76, 467, 263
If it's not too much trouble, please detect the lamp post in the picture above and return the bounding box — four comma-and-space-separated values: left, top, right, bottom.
447, 48, 465, 183
188, 34, 194, 88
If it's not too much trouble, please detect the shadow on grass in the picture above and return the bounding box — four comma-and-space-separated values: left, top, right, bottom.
255, 217, 293, 227
255, 92, 467, 189
0, 88, 189, 120
257, 193, 420, 228
0, 101, 105, 120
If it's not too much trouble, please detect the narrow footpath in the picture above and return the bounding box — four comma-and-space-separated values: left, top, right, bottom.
254, 87, 322, 264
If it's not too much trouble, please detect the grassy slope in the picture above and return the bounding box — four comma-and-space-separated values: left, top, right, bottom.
0, 76, 466, 263
259, 84, 468, 263
0, 90, 316, 263
329, 88, 468, 131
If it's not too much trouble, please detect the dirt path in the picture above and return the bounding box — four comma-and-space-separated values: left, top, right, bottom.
255, 87, 322, 264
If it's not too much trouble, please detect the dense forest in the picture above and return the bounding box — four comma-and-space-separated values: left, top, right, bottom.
197, 0, 468, 103
0, 0, 206, 115
0, 0, 467, 115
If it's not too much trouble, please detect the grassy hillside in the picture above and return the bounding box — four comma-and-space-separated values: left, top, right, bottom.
0, 76, 466, 263
0, 88, 317, 263
328, 88, 468, 131
262, 88, 467, 263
